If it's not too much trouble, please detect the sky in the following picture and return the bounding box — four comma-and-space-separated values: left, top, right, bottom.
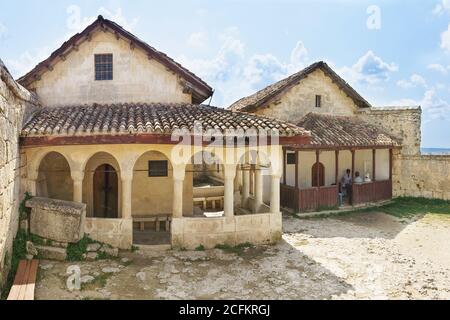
1, 0, 450, 148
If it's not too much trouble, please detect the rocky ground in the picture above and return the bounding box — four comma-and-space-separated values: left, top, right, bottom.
35, 212, 450, 300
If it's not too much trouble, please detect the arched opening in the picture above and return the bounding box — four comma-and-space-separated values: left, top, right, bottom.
312, 162, 325, 187
83, 152, 122, 218
189, 151, 225, 217
93, 164, 119, 218
37, 152, 73, 201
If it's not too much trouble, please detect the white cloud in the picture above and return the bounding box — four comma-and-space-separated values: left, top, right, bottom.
5, 6, 139, 78
427, 63, 449, 75
186, 32, 208, 49
396, 74, 427, 89
440, 24, 450, 53
433, 0, 450, 15
0, 22, 7, 40
339, 50, 398, 85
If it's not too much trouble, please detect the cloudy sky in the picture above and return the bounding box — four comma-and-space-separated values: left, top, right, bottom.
1, 0, 450, 147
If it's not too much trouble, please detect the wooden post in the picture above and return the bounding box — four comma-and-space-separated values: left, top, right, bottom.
315, 150, 320, 188
372, 149, 376, 181
351, 149, 355, 180
389, 148, 393, 181
283, 147, 287, 185
335, 150, 339, 185
295, 151, 299, 189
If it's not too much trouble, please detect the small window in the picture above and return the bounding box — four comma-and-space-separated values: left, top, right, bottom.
148, 160, 168, 177
95, 54, 113, 80
315, 95, 322, 108
286, 153, 296, 165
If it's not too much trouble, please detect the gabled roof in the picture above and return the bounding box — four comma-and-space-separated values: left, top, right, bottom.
21, 103, 309, 138
17, 15, 213, 104
229, 61, 372, 112
296, 113, 400, 148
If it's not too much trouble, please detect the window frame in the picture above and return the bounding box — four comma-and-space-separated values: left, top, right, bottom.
286, 153, 296, 165
315, 94, 322, 108
94, 54, 113, 81
148, 160, 169, 177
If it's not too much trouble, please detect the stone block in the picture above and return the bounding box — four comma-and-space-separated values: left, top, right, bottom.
27, 197, 86, 243
35, 245, 67, 261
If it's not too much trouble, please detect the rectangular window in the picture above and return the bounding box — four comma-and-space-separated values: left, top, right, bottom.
95, 54, 113, 80
148, 160, 168, 177
286, 153, 296, 165
315, 95, 322, 108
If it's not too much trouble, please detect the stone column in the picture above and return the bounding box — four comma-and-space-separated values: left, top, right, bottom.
121, 171, 133, 219
241, 169, 250, 208
173, 165, 186, 218
71, 171, 84, 203
270, 175, 281, 213
224, 164, 236, 217
254, 165, 263, 213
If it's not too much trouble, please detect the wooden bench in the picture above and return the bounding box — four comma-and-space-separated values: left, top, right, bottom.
193, 196, 224, 210
7, 259, 39, 300
133, 215, 172, 232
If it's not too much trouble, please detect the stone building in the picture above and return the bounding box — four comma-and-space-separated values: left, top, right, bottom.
230, 61, 450, 207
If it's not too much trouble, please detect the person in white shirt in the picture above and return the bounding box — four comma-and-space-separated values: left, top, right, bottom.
354, 171, 364, 184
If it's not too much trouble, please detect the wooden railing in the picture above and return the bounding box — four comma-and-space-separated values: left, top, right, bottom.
352, 180, 392, 205
281, 184, 339, 212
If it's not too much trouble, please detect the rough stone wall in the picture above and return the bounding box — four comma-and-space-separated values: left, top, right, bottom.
0, 59, 38, 289
357, 107, 422, 156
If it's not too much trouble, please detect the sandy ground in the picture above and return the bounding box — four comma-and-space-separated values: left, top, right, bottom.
35, 212, 450, 300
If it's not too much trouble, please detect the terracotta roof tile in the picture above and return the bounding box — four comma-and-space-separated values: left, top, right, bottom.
296, 113, 400, 148
21, 103, 308, 137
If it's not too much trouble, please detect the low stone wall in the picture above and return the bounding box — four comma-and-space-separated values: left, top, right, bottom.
171, 212, 282, 250
393, 154, 450, 200
84, 218, 133, 249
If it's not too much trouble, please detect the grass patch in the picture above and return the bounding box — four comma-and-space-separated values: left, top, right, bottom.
19, 192, 32, 221
377, 197, 450, 218
195, 245, 205, 251
81, 273, 112, 291
66, 236, 100, 262
215, 242, 254, 255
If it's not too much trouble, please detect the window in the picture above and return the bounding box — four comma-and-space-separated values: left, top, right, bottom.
95, 54, 113, 80
286, 153, 296, 165
315, 95, 322, 108
148, 160, 168, 177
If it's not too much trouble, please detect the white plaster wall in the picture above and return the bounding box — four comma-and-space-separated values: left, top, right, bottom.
298, 151, 336, 188
27, 30, 192, 107
375, 149, 390, 181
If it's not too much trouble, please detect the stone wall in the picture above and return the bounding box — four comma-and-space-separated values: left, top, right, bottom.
84, 218, 132, 249
0, 59, 38, 289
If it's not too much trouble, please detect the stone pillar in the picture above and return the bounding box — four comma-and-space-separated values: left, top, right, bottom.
173, 165, 186, 218
71, 171, 84, 203
254, 165, 263, 213
241, 169, 250, 208
270, 175, 281, 213
121, 171, 133, 219
224, 165, 236, 217
28, 178, 37, 196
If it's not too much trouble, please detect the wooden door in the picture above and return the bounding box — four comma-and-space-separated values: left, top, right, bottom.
93, 164, 118, 218
312, 162, 325, 187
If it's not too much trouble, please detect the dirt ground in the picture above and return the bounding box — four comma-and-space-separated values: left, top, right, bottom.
35, 212, 450, 300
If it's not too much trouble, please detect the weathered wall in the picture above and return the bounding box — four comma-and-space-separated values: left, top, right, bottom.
0, 60, 38, 290
358, 107, 421, 156
84, 217, 132, 249
393, 152, 450, 200
26, 30, 192, 107
253, 69, 358, 124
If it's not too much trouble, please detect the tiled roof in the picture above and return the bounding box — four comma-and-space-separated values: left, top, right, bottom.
17, 16, 213, 104
21, 103, 308, 137
296, 113, 401, 148
229, 61, 371, 112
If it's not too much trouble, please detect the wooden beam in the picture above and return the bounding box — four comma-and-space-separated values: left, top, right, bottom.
372, 149, 376, 181
315, 150, 320, 188
389, 148, 393, 181
335, 150, 339, 185
283, 147, 287, 186
295, 151, 299, 189
351, 149, 355, 180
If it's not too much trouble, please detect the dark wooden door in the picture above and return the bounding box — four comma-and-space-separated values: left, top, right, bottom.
312, 162, 325, 187
93, 164, 118, 218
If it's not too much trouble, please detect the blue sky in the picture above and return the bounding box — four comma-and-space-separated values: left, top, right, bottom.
1, 0, 450, 147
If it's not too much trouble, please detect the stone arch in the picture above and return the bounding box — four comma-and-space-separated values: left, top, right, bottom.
37, 151, 73, 201
83, 152, 122, 218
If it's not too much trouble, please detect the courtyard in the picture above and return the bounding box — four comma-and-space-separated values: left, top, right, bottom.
33, 199, 450, 300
